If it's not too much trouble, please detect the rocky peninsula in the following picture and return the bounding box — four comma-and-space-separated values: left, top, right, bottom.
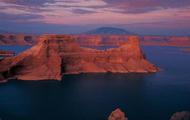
0, 35, 159, 82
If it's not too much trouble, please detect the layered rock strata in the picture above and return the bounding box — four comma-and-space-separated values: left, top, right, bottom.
0, 35, 159, 82
108, 108, 128, 120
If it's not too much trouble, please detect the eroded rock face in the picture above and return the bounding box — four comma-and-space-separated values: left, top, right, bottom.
108, 108, 128, 120
0, 35, 159, 82
170, 111, 190, 120
0, 34, 39, 45
141, 36, 190, 46
0, 50, 15, 57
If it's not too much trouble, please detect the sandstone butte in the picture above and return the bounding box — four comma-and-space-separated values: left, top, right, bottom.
0, 35, 159, 82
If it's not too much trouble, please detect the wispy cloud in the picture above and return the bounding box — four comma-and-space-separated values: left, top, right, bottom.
103, 0, 190, 13
0, 0, 189, 34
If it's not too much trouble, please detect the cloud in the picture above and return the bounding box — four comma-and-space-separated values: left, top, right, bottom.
71, 8, 97, 14
0, 12, 43, 23
0, 0, 189, 35
103, 0, 190, 14
0, 0, 54, 7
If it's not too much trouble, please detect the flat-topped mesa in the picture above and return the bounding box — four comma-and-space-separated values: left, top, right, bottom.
39, 34, 75, 43
126, 35, 140, 45
39, 35, 84, 54
0, 35, 159, 82
0, 34, 38, 45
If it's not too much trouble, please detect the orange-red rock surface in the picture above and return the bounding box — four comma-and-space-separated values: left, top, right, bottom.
74, 35, 129, 46
107, 109, 190, 120
0, 34, 39, 45
0, 50, 15, 59
141, 36, 190, 46
0, 50, 15, 55
0, 35, 159, 82
73, 35, 190, 46
108, 108, 128, 120
0, 34, 190, 47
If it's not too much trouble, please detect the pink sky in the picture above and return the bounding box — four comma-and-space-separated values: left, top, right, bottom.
0, 0, 189, 35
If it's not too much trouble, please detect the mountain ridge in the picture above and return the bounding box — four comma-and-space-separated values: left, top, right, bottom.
86, 27, 135, 35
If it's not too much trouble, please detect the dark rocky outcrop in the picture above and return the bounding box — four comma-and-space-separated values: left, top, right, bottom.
0, 35, 159, 82
108, 108, 128, 120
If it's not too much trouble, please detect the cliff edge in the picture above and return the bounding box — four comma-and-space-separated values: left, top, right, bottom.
0, 35, 159, 82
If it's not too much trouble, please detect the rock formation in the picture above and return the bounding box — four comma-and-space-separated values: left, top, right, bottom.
0, 50, 15, 57
0, 34, 39, 45
74, 35, 129, 46
141, 36, 190, 46
108, 108, 128, 120
181, 48, 190, 53
107, 109, 190, 120
170, 111, 190, 120
0, 35, 159, 82
74, 35, 190, 46
1, 33, 190, 47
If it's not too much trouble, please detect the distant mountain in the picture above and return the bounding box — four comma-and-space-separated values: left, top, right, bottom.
86, 27, 135, 35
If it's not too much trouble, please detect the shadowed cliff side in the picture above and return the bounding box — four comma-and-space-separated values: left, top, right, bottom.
0, 35, 159, 82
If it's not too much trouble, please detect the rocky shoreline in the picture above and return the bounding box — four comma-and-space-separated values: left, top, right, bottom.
108, 109, 190, 120
0, 35, 159, 82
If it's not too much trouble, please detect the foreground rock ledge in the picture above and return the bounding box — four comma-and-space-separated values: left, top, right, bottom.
170, 111, 190, 120
0, 35, 159, 82
108, 108, 128, 120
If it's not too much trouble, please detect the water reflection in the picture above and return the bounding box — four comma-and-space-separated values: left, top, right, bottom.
0, 46, 190, 120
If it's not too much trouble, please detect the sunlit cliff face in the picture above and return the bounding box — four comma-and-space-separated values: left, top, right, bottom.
0, 35, 159, 81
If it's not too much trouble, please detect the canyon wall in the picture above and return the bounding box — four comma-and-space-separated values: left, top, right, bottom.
0, 35, 159, 82
73, 35, 190, 46
0, 34, 39, 45
0, 34, 189, 47
0, 50, 15, 58
141, 36, 190, 46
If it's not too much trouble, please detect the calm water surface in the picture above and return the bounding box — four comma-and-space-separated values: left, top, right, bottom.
0, 45, 31, 54
0, 45, 190, 120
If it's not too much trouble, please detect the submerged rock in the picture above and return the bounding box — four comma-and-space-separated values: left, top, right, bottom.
170, 111, 190, 120
0, 35, 159, 82
108, 108, 128, 120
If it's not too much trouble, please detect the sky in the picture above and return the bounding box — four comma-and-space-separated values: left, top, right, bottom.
0, 0, 190, 35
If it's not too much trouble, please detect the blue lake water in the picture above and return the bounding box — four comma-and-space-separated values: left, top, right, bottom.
0, 45, 190, 120
0, 45, 31, 54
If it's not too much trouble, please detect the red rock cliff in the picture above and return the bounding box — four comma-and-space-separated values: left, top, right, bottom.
0, 35, 159, 82
0, 34, 39, 45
